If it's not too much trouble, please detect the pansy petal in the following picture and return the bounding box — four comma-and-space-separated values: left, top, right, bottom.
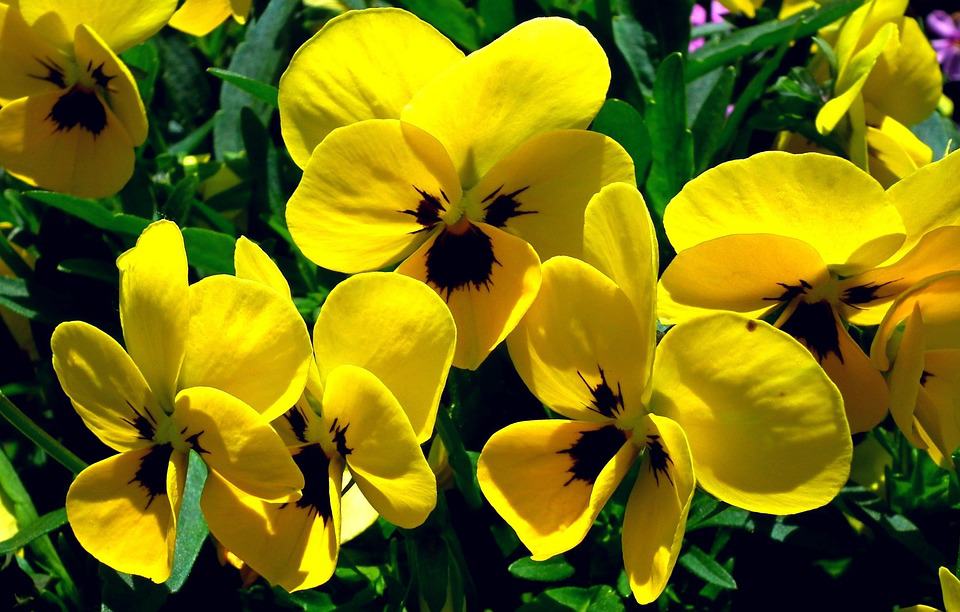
918, 350, 960, 467
477, 419, 635, 560
402, 17, 610, 187
0, 90, 134, 198
66, 447, 180, 582
651, 313, 851, 513
507, 256, 649, 422
887, 305, 928, 449
18, 0, 177, 53
313, 273, 455, 442
117, 220, 188, 409
234, 236, 291, 298
340, 480, 379, 544
0, 4, 66, 101
465, 130, 635, 260
178, 275, 312, 421
397, 222, 541, 371
278, 7, 463, 168
865, 115, 932, 188
168, 0, 232, 37
287, 119, 461, 273
659, 234, 830, 323
173, 386, 304, 502
886, 149, 960, 256
663, 152, 903, 276
941, 567, 960, 612
623, 414, 695, 605
51, 321, 163, 452
321, 365, 436, 528
202, 464, 341, 592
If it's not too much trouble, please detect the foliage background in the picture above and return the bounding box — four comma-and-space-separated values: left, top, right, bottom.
1, 0, 960, 610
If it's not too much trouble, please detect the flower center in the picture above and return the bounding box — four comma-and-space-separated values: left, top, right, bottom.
29, 55, 117, 137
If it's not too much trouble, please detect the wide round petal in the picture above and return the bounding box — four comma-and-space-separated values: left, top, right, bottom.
0, 4, 65, 101
177, 275, 312, 422
886, 305, 927, 449
17, 0, 177, 53
464, 130, 635, 260
865, 114, 932, 188
507, 256, 649, 423
173, 387, 304, 502
886, 149, 960, 257
117, 220, 188, 409
321, 365, 436, 529
313, 272, 455, 442
397, 222, 541, 371
663, 152, 904, 276
278, 7, 464, 168
477, 419, 636, 560
202, 466, 341, 592
916, 350, 960, 468
623, 414, 695, 605
0, 90, 134, 198
51, 321, 164, 452
402, 17, 610, 187
168, 0, 233, 37
234, 236, 291, 298
650, 313, 852, 514
659, 234, 830, 323
286, 119, 462, 274
66, 447, 182, 582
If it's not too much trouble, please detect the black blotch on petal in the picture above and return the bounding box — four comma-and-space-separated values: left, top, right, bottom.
841, 279, 899, 308
482, 185, 536, 227
577, 366, 624, 419
425, 223, 500, 300
921, 370, 933, 386
779, 300, 843, 363
284, 406, 310, 444
121, 401, 157, 442
89, 62, 116, 90
47, 87, 107, 136
30, 57, 67, 89
329, 417, 352, 457
285, 444, 333, 524
558, 425, 626, 486
129, 443, 173, 510
763, 279, 813, 303
646, 435, 674, 487
400, 186, 446, 233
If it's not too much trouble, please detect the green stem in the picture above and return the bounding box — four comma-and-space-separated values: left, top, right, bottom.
0, 391, 87, 474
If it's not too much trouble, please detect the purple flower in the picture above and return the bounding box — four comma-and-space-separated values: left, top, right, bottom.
690, 1, 730, 52
927, 10, 960, 81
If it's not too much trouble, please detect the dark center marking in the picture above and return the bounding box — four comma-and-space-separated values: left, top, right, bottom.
557, 425, 626, 486
400, 186, 447, 234
284, 406, 310, 444
646, 435, 674, 487
779, 300, 843, 363
29, 57, 67, 89
481, 185, 536, 227
425, 222, 500, 300
920, 370, 933, 386
179, 426, 210, 454
329, 417, 352, 457
87, 61, 116, 90
763, 279, 813, 303
47, 86, 107, 136
283, 444, 333, 524
576, 366, 624, 419
128, 443, 172, 510
122, 401, 158, 442
841, 279, 900, 308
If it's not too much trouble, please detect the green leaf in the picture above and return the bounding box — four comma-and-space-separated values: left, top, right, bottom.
508, 556, 575, 582
644, 53, 693, 217
911, 111, 960, 161
414, 532, 450, 611
163, 175, 199, 225
182, 227, 236, 275
679, 545, 737, 590
165, 452, 209, 593
24, 191, 150, 236
208, 68, 280, 107
592, 98, 651, 182
56, 258, 117, 284
0, 507, 67, 554
477, 0, 515, 40
401, 0, 481, 51
687, 67, 735, 172
434, 409, 483, 509
521, 585, 625, 612
687, 0, 865, 80
620, 0, 693, 60
612, 14, 657, 97
0, 391, 88, 475
121, 41, 161, 106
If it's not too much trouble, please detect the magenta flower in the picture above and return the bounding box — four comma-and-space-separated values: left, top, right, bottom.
928, 10, 960, 81
690, 1, 730, 52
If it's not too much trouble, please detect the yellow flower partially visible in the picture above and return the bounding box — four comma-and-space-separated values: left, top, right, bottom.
0, 0, 177, 197
51, 221, 312, 582
480, 183, 851, 604
168, 0, 251, 37
901, 567, 960, 612
202, 238, 455, 591
718, 0, 763, 17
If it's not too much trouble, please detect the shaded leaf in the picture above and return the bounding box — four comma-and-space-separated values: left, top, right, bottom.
508, 556, 575, 582
679, 545, 737, 590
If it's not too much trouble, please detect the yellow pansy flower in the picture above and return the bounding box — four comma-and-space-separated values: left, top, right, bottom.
479, 183, 852, 604
870, 271, 960, 469
51, 221, 312, 582
202, 238, 455, 591
659, 151, 960, 433
718, 0, 763, 17
168, 0, 251, 37
0, 0, 176, 197
902, 567, 960, 612
279, 8, 635, 370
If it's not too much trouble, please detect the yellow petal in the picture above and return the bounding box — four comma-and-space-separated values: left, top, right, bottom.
865, 114, 932, 188
651, 313, 852, 514
0, 4, 65, 101
173, 387, 304, 502
464, 130, 635, 260
396, 221, 541, 371
659, 234, 830, 324
51, 321, 164, 452
178, 275, 312, 422
286, 119, 461, 274
886, 305, 928, 448
340, 479, 379, 544
941, 566, 960, 612
202, 462, 341, 592
717, 0, 761, 17
278, 7, 463, 168
0, 89, 134, 198
230, 0, 251, 23
321, 365, 437, 529
17, 0, 177, 53
663, 152, 903, 276
234, 236, 291, 299
623, 414, 695, 605
506, 256, 649, 423
313, 272, 455, 442
402, 17, 610, 187
886, 149, 960, 257
117, 220, 188, 409
66, 447, 181, 582
168, 0, 232, 37
477, 419, 635, 560
917, 350, 960, 467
